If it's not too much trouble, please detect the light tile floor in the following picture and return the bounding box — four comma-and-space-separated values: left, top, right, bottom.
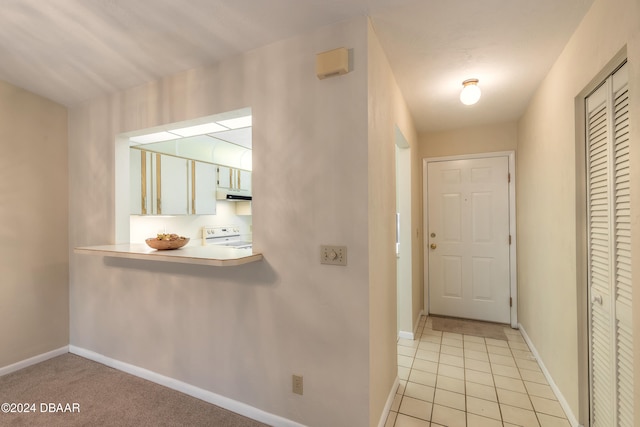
385, 316, 571, 427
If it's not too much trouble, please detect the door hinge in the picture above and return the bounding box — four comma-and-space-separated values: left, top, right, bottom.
508, 172, 511, 183
509, 235, 512, 245
510, 297, 513, 307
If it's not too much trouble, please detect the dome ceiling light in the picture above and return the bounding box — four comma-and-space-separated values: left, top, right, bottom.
460, 78, 481, 105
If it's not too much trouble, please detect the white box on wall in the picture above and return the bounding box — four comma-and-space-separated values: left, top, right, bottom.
316, 47, 350, 79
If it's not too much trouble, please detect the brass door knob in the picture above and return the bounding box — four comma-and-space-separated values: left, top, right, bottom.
430, 243, 437, 250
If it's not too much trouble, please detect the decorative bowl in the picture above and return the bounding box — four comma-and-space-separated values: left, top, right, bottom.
145, 237, 190, 250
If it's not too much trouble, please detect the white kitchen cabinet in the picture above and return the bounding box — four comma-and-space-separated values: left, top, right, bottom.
191, 161, 217, 215
238, 169, 251, 193
155, 154, 189, 215
217, 166, 251, 198
131, 149, 219, 216
217, 165, 232, 189
130, 149, 152, 215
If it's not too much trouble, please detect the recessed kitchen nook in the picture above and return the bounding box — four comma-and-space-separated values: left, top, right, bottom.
75, 107, 262, 266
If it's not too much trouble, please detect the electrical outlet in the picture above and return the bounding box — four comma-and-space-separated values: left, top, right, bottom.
292, 374, 303, 395
321, 245, 347, 266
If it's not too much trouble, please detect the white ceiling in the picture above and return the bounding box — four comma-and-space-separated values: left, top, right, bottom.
0, 0, 594, 132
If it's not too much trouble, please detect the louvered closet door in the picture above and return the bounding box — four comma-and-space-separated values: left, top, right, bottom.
586, 61, 633, 427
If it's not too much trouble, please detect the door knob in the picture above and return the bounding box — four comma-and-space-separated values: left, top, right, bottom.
592, 294, 603, 305
430, 243, 437, 250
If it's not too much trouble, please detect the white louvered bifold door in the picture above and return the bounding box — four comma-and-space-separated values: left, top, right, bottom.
586, 61, 633, 427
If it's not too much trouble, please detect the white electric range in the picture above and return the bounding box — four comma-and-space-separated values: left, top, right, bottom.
201, 225, 252, 249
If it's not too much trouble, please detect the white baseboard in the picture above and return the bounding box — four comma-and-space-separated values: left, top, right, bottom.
398, 331, 414, 340
398, 310, 426, 340
518, 324, 582, 427
377, 376, 400, 427
0, 346, 69, 377
69, 346, 306, 427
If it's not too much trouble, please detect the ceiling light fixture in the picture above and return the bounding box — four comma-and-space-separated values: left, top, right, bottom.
171, 122, 228, 137
217, 115, 252, 129
460, 78, 481, 105
129, 131, 178, 145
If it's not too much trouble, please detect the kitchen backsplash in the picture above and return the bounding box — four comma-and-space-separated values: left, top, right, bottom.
129, 200, 252, 244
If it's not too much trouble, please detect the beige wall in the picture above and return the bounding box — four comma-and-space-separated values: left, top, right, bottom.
68, 17, 403, 427
367, 21, 418, 425
0, 80, 68, 367
517, 0, 640, 422
419, 121, 517, 160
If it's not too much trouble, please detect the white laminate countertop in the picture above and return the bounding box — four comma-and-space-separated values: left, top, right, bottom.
74, 242, 262, 267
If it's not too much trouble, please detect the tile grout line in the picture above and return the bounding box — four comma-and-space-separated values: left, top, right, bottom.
462, 334, 469, 427
429, 327, 439, 425
509, 335, 542, 427
483, 333, 501, 426
397, 316, 571, 427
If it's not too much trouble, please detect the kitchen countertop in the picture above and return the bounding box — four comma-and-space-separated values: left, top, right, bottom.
74, 242, 262, 267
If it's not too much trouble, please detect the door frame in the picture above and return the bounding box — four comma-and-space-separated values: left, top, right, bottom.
423, 151, 517, 328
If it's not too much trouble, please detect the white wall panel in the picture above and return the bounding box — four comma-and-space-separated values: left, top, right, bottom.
69, 18, 375, 427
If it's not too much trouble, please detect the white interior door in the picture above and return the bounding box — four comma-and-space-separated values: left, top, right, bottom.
427, 156, 511, 324
586, 61, 633, 427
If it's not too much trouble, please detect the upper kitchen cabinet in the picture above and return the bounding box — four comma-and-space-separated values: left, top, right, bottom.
216, 166, 251, 200
127, 108, 252, 215
130, 150, 190, 215
156, 154, 189, 215
239, 169, 251, 194
129, 151, 217, 216
191, 161, 217, 215
130, 148, 152, 215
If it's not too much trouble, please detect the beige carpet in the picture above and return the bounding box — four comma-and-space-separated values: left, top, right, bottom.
0, 354, 270, 427
431, 316, 509, 341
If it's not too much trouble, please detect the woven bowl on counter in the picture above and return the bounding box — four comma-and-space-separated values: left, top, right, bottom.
145, 237, 190, 250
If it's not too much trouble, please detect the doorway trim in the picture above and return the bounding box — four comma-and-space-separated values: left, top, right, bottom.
395, 127, 414, 339
423, 151, 517, 328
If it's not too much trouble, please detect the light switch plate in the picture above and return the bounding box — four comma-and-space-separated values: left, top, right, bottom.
321, 245, 347, 266
292, 374, 303, 395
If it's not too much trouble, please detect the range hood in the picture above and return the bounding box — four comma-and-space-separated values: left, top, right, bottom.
216, 188, 252, 201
